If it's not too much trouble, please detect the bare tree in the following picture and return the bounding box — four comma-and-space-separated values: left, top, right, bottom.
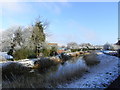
1, 27, 15, 51
67, 42, 79, 49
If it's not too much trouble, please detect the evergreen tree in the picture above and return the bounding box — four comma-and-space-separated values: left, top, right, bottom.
31, 18, 47, 56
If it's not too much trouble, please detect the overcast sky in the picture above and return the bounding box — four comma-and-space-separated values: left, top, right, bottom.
1, 1, 118, 45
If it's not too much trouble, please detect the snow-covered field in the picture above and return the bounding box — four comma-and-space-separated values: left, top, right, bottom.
58, 52, 119, 88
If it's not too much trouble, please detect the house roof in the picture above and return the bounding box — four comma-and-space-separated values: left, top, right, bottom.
48, 43, 58, 45
115, 40, 120, 45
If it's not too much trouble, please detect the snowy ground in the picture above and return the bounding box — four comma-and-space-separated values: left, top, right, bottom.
0, 52, 13, 60
57, 52, 119, 88
0, 58, 38, 68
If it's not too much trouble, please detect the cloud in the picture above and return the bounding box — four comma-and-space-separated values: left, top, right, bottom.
66, 19, 98, 39
2, 2, 33, 14
37, 2, 71, 15
1, 2, 35, 30
40, 3, 62, 15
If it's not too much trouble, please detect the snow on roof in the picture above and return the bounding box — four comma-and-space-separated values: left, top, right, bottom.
115, 40, 120, 45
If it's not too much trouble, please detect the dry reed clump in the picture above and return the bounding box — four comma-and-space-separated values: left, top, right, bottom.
49, 56, 62, 63
32, 58, 58, 70
2, 67, 59, 88
2, 62, 32, 80
83, 52, 100, 66
70, 53, 77, 57
75, 52, 80, 56
2, 73, 46, 88
0, 56, 7, 62
3, 71, 55, 88
79, 51, 84, 55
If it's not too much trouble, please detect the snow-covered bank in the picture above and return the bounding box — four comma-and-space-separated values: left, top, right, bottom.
58, 52, 119, 88
0, 52, 13, 61
102, 50, 118, 56
0, 58, 40, 68
102, 50, 117, 54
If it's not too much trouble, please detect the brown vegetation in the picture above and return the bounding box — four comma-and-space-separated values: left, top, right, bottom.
83, 51, 100, 65
2, 62, 31, 80
32, 58, 58, 70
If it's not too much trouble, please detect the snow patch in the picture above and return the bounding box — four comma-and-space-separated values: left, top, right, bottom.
0, 52, 13, 60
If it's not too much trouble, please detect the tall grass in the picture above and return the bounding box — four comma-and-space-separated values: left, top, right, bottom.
2, 62, 31, 81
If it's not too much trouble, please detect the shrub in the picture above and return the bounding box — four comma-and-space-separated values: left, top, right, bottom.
71, 49, 81, 52
27, 50, 37, 59
82, 48, 89, 51
41, 48, 50, 57
13, 48, 37, 60
32, 58, 57, 70
13, 48, 29, 60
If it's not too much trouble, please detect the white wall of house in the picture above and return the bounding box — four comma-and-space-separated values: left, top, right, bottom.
112, 45, 120, 50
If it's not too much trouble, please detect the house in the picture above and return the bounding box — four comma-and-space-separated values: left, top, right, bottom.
116, 40, 120, 45
109, 40, 120, 50
48, 43, 58, 47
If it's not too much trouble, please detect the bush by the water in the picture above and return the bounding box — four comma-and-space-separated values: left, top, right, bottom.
41, 48, 50, 57
27, 50, 37, 59
13, 48, 29, 60
71, 49, 81, 52
83, 52, 100, 65
13, 46, 58, 60
13, 48, 37, 60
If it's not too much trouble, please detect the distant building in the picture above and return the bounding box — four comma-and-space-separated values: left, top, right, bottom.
57, 47, 67, 54
94, 45, 103, 50
113, 40, 120, 50
115, 40, 120, 57
48, 43, 58, 47
116, 40, 120, 45
57, 49, 65, 54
